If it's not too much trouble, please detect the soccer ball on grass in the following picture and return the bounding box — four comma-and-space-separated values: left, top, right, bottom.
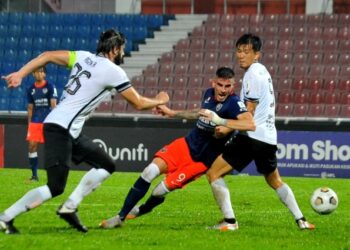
310, 187, 338, 215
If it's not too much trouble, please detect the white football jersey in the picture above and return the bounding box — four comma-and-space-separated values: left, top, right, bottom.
44, 51, 131, 138
240, 62, 277, 145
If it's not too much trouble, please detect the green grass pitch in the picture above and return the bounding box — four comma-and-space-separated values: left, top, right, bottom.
0, 168, 349, 250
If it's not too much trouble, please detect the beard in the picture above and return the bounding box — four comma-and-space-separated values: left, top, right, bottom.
114, 54, 124, 65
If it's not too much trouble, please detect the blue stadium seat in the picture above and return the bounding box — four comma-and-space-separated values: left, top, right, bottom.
21, 25, 35, 37
32, 37, 46, 50
76, 25, 91, 39
18, 37, 33, 50
0, 24, 7, 37
119, 14, 134, 26
35, 12, 50, 26
147, 15, 164, 29
119, 26, 133, 40
132, 26, 148, 41
77, 13, 91, 26
0, 12, 8, 24
46, 37, 60, 50
104, 14, 120, 28
8, 13, 23, 24
20, 50, 32, 64
32, 50, 44, 57
33, 25, 49, 37
49, 14, 64, 26
5, 37, 18, 50
75, 38, 89, 51
92, 14, 105, 27
7, 25, 21, 37
3, 49, 17, 63
0, 97, 9, 111
9, 97, 26, 111
22, 13, 36, 25
46, 64, 58, 75
47, 25, 64, 38
60, 37, 75, 50
133, 15, 148, 26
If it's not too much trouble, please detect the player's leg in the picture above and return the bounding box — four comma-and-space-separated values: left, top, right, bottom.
28, 141, 39, 181
99, 157, 166, 228
255, 141, 315, 230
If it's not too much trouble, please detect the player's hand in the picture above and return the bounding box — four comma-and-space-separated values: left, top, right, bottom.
2, 72, 23, 88
155, 91, 169, 105
214, 126, 232, 138
199, 109, 227, 126
156, 104, 174, 117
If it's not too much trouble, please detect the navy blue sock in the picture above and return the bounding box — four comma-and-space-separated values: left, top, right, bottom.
138, 195, 165, 215
118, 177, 151, 220
29, 156, 38, 177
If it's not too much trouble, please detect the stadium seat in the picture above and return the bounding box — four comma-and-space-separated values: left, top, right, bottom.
130, 75, 144, 88
187, 89, 203, 102
0, 97, 9, 111
323, 40, 338, 52
323, 53, 338, 64
159, 77, 175, 91
338, 54, 350, 64
207, 14, 220, 25
206, 25, 219, 38
147, 15, 164, 30
339, 66, 350, 76
174, 63, 189, 75
143, 63, 159, 76
35, 12, 50, 26
277, 53, 293, 64
205, 38, 220, 50
132, 26, 148, 41
173, 76, 188, 89
292, 14, 306, 26
0, 12, 8, 24
112, 100, 127, 113
159, 63, 173, 74
189, 51, 204, 63
18, 37, 32, 50
309, 92, 324, 104
218, 52, 234, 65
308, 40, 323, 52
324, 91, 340, 104
339, 40, 350, 51
339, 105, 350, 118
263, 40, 278, 52
188, 76, 203, 88
174, 39, 190, 51
266, 64, 278, 76
293, 104, 308, 116
324, 104, 340, 117
293, 53, 308, 64
293, 39, 307, 52
337, 27, 350, 40
8, 13, 23, 24
308, 104, 324, 117
170, 101, 187, 110
6, 37, 18, 49
275, 79, 292, 91
323, 79, 338, 91
309, 53, 323, 64
191, 26, 205, 38
264, 26, 278, 39
323, 14, 338, 27
323, 66, 340, 78
277, 103, 293, 116
307, 79, 323, 91
278, 65, 293, 78
46, 37, 60, 50
204, 52, 219, 63
278, 40, 293, 51
292, 79, 308, 91
219, 27, 234, 39
33, 24, 49, 37
9, 97, 25, 111
188, 64, 203, 75
309, 65, 324, 77
323, 27, 338, 39
144, 76, 158, 88
174, 52, 190, 63
173, 89, 188, 101
340, 92, 350, 105
190, 39, 205, 50
279, 27, 293, 39
262, 53, 277, 65
294, 91, 309, 104
338, 79, 350, 91
307, 27, 322, 40
159, 52, 174, 64
278, 91, 293, 104
203, 63, 218, 76
187, 101, 201, 110
132, 14, 148, 27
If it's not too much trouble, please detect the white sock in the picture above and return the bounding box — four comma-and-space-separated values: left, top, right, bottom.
2, 185, 52, 221
210, 178, 235, 219
276, 183, 303, 220
152, 181, 170, 197
63, 168, 110, 210
141, 162, 160, 183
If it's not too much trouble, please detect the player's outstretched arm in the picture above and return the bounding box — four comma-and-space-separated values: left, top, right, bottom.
156, 104, 200, 119
199, 109, 256, 131
120, 87, 169, 110
2, 51, 70, 88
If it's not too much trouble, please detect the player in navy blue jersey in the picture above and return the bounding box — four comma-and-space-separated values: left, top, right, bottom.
100, 67, 256, 229
26, 66, 57, 182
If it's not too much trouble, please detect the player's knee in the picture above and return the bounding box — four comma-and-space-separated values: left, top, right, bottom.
152, 181, 170, 197
47, 183, 65, 197
101, 159, 117, 174
206, 169, 216, 183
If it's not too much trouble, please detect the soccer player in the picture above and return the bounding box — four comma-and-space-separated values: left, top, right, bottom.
0, 29, 169, 234
26, 66, 57, 182
201, 34, 315, 231
99, 67, 256, 229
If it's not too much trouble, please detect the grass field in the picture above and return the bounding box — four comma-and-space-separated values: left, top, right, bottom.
0, 168, 349, 250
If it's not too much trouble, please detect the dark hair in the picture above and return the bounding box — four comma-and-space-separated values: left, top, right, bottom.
96, 29, 125, 54
216, 67, 235, 79
236, 33, 262, 52
34, 66, 46, 73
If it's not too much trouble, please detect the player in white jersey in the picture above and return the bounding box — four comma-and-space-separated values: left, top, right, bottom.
200, 34, 314, 231
0, 29, 169, 234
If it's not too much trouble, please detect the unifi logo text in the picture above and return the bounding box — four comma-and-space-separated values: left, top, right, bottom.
92, 139, 148, 162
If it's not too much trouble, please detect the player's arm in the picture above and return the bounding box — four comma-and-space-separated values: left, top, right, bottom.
50, 98, 57, 109
199, 109, 256, 131
120, 86, 169, 110
27, 103, 33, 124
245, 100, 258, 116
2, 51, 70, 88
156, 104, 200, 119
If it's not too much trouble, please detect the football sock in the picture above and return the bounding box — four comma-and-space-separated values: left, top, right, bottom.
63, 168, 110, 210
276, 183, 303, 220
29, 152, 38, 177
138, 195, 165, 215
210, 178, 236, 220
1, 185, 52, 221
118, 177, 151, 220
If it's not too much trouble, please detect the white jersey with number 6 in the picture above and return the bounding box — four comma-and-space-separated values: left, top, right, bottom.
240, 62, 277, 145
44, 51, 131, 138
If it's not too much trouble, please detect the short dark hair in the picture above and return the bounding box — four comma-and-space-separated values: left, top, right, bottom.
34, 66, 46, 73
96, 29, 125, 54
236, 33, 262, 52
216, 67, 235, 79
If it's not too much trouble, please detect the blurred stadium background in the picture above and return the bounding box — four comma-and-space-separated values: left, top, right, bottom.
0, 0, 349, 174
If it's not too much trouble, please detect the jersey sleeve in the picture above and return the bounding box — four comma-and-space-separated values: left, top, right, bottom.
227, 96, 248, 118
107, 65, 132, 93
47, 82, 58, 100
243, 71, 262, 103
67, 51, 77, 70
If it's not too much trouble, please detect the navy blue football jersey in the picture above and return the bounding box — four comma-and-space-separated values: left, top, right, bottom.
27, 81, 58, 123
185, 88, 247, 167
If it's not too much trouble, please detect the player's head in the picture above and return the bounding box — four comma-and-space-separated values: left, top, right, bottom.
32, 66, 46, 81
211, 67, 235, 102
96, 29, 125, 65
235, 33, 262, 70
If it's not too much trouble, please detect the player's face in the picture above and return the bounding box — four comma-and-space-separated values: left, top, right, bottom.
33, 69, 46, 81
212, 78, 234, 102
236, 44, 260, 70
114, 45, 125, 65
